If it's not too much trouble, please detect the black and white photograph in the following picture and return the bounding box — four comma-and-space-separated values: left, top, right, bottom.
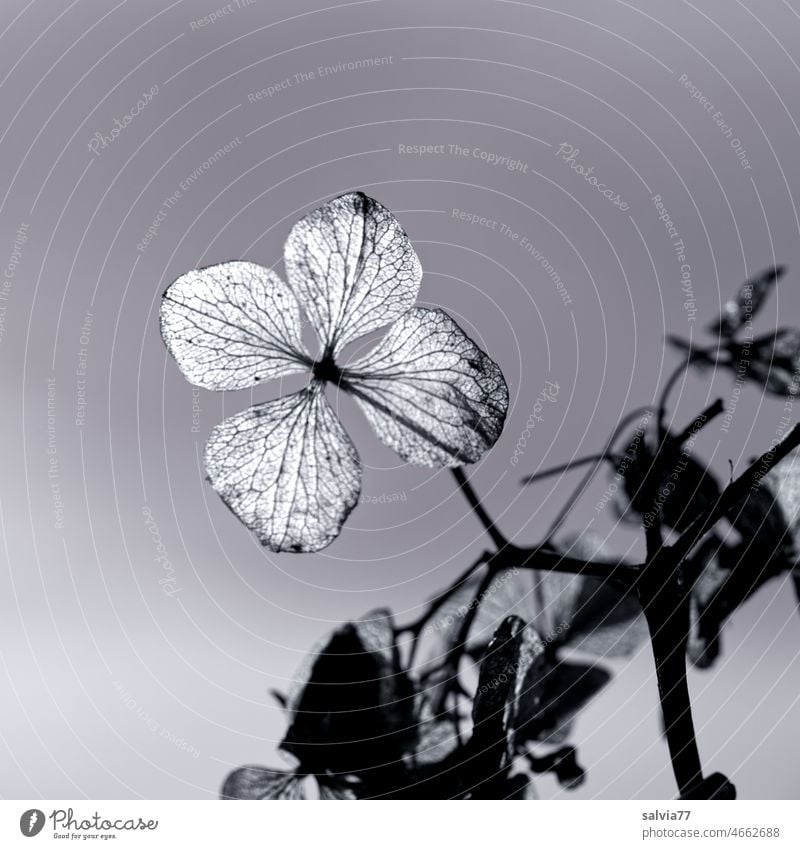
1, 0, 799, 843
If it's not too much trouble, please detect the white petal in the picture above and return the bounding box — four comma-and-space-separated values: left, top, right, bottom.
161, 261, 310, 391
204, 384, 361, 552
284, 192, 422, 356
342, 308, 508, 467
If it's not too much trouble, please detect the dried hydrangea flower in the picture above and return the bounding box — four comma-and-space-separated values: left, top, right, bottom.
160, 192, 508, 552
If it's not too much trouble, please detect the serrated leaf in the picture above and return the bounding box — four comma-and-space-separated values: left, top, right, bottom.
161, 261, 309, 390
204, 383, 361, 553
708, 265, 784, 338
284, 192, 422, 357
221, 767, 304, 799
343, 308, 508, 467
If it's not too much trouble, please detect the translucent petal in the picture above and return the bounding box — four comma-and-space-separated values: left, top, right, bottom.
221, 766, 304, 799
161, 260, 309, 391
204, 384, 361, 552
343, 308, 508, 467
284, 192, 422, 356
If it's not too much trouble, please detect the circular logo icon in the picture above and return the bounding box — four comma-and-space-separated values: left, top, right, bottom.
19, 809, 45, 837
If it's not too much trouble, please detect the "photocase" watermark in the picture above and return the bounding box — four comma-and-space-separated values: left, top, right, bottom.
510, 381, 560, 466
554, 143, 630, 211
87, 85, 159, 157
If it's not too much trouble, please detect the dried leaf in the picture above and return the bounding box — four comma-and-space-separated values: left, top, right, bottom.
687, 536, 729, 669
344, 308, 509, 466
732, 328, 800, 396
204, 383, 361, 553
221, 767, 304, 799
412, 699, 460, 767
318, 779, 358, 800
284, 192, 422, 356
729, 479, 792, 559
521, 662, 611, 744
280, 611, 416, 776
467, 617, 545, 796
528, 745, 585, 788
545, 532, 647, 657
161, 261, 309, 390
613, 423, 720, 531
708, 265, 784, 338
458, 533, 645, 659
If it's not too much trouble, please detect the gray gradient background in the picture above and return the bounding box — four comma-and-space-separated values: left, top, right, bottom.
0, 0, 798, 799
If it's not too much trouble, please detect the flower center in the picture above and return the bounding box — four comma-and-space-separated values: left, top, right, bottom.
312, 354, 343, 384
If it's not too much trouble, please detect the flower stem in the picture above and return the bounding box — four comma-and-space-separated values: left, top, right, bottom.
520, 453, 617, 485
451, 467, 508, 550
543, 405, 654, 542
636, 562, 704, 797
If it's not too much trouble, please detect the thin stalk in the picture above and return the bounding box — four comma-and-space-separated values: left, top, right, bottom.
543, 405, 654, 542
451, 467, 508, 550
520, 453, 617, 486
657, 359, 691, 436
401, 551, 491, 668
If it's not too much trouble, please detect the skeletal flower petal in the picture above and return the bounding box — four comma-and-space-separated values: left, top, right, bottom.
284, 192, 422, 356
161, 260, 310, 391
204, 384, 361, 553
342, 308, 508, 467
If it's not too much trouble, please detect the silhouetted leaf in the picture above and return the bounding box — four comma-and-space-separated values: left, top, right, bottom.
528, 745, 586, 788
728, 328, 800, 396
221, 767, 304, 800
437, 534, 645, 660
666, 335, 714, 369
411, 695, 460, 768
729, 479, 792, 561
204, 384, 361, 553
520, 661, 611, 745
280, 610, 417, 777
548, 533, 647, 657
466, 616, 545, 797
613, 422, 720, 531
318, 779, 359, 800
687, 536, 730, 669
708, 266, 784, 338
343, 308, 509, 466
